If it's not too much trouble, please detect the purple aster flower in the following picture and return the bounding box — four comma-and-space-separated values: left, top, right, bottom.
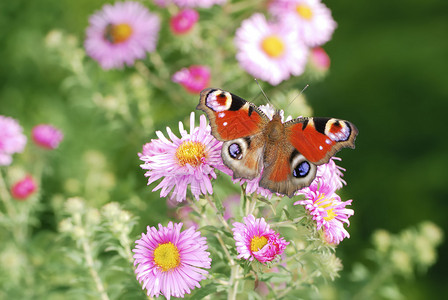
295, 177, 354, 244
11, 175, 37, 200
170, 9, 199, 35
269, 0, 337, 47
32, 124, 63, 150
85, 1, 160, 70
172, 65, 211, 94
133, 222, 211, 299
232, 214, 289, 263
140, 112, 228, 203
0, 115, 27, 166
235, 13, 308, 85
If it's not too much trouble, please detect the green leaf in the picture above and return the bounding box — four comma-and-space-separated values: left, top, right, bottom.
188, 283, 218, 299
214, 196, 225, 215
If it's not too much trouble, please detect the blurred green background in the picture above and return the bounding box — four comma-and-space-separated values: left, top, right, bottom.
1, 0, 447, 298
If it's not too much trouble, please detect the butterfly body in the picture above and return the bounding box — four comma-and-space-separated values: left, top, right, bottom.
197, 88, 358, 197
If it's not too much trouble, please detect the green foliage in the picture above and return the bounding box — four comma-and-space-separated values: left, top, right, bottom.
1, 0, 447, 299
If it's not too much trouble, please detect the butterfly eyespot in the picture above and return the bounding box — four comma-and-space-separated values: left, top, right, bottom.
228, 143, 243, 160
293, 161, 310, 178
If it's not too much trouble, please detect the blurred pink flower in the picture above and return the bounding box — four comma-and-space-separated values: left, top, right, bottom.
140, 112, 228, 203
309, 47, 330, 71
170, 9, 199, 35
11, 175, 37, 200
172, 65, 211, 94
295, 177, 354, 244
133, 222, 211, 299
32, 124, 63, 150
235, 13, 308, 85
173, 0, 226, 8
232, 214, 289, 263
0, 115, 27, 166
222, 194, 240, 221
85, 1, 160, 69
269, 0, 337, 47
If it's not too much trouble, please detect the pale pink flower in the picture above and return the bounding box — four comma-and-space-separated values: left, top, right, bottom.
32, 124, 63, 150
0, 115, 27, 166
85, 1, 160, 69
235, 13, 308, 85
269, 0, 337, 47
232, 214, 289, 263
133, 222, 211, 299
172, 65, 211, 94
11, 175, 37, 200
140, 112, 227, 203
170, 9, 199, 35
173, 0, 226, 8
315, 157, 346, 190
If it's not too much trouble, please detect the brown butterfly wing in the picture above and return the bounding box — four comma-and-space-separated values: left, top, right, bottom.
258, 116, 318, 197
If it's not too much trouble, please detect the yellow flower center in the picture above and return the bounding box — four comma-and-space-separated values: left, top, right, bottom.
104, 23, 133, 44
153, 242, 180, 272
296, 4, 313, 20
250, 235, 268, 252
175, 141, 206, 167
261, 35, 285, 58
315, 194, 336, 221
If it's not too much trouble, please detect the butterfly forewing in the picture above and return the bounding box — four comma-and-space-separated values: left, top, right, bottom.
284, 117, 358, 165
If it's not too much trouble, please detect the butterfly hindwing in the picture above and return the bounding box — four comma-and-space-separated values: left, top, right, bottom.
197, 88, 269, 141
259, 130, 317, 197
221, 135, 265, 180
285, 117, 358, 165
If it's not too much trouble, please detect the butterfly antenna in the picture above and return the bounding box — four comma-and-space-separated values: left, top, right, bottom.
287, 84, 310, 108
254, 78, 272, 105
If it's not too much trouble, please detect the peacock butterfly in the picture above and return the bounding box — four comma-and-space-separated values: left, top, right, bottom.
197, 88, 358, 197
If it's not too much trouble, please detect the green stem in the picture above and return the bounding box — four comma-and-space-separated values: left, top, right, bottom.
205, 194, 232, 232
228, 264, 241, 300
81, 237, 110, 300
352, 265, 392, 300
270, 217, 305, 228
0, 169, 17, 217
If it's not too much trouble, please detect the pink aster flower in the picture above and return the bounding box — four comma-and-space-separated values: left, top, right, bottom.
11, 175, 37, 200
235, 13, 308, 86
85, 1, 160, 70
232, 214, 289, 263
172, 65, 211, 94
269, 0, 337, 47
31, 124, 63, 150
170, 9, 199, 35
140, 112, 228, 203
295, 177, 354, 244
0, 115, 27, 166
133, 222, 211, 299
